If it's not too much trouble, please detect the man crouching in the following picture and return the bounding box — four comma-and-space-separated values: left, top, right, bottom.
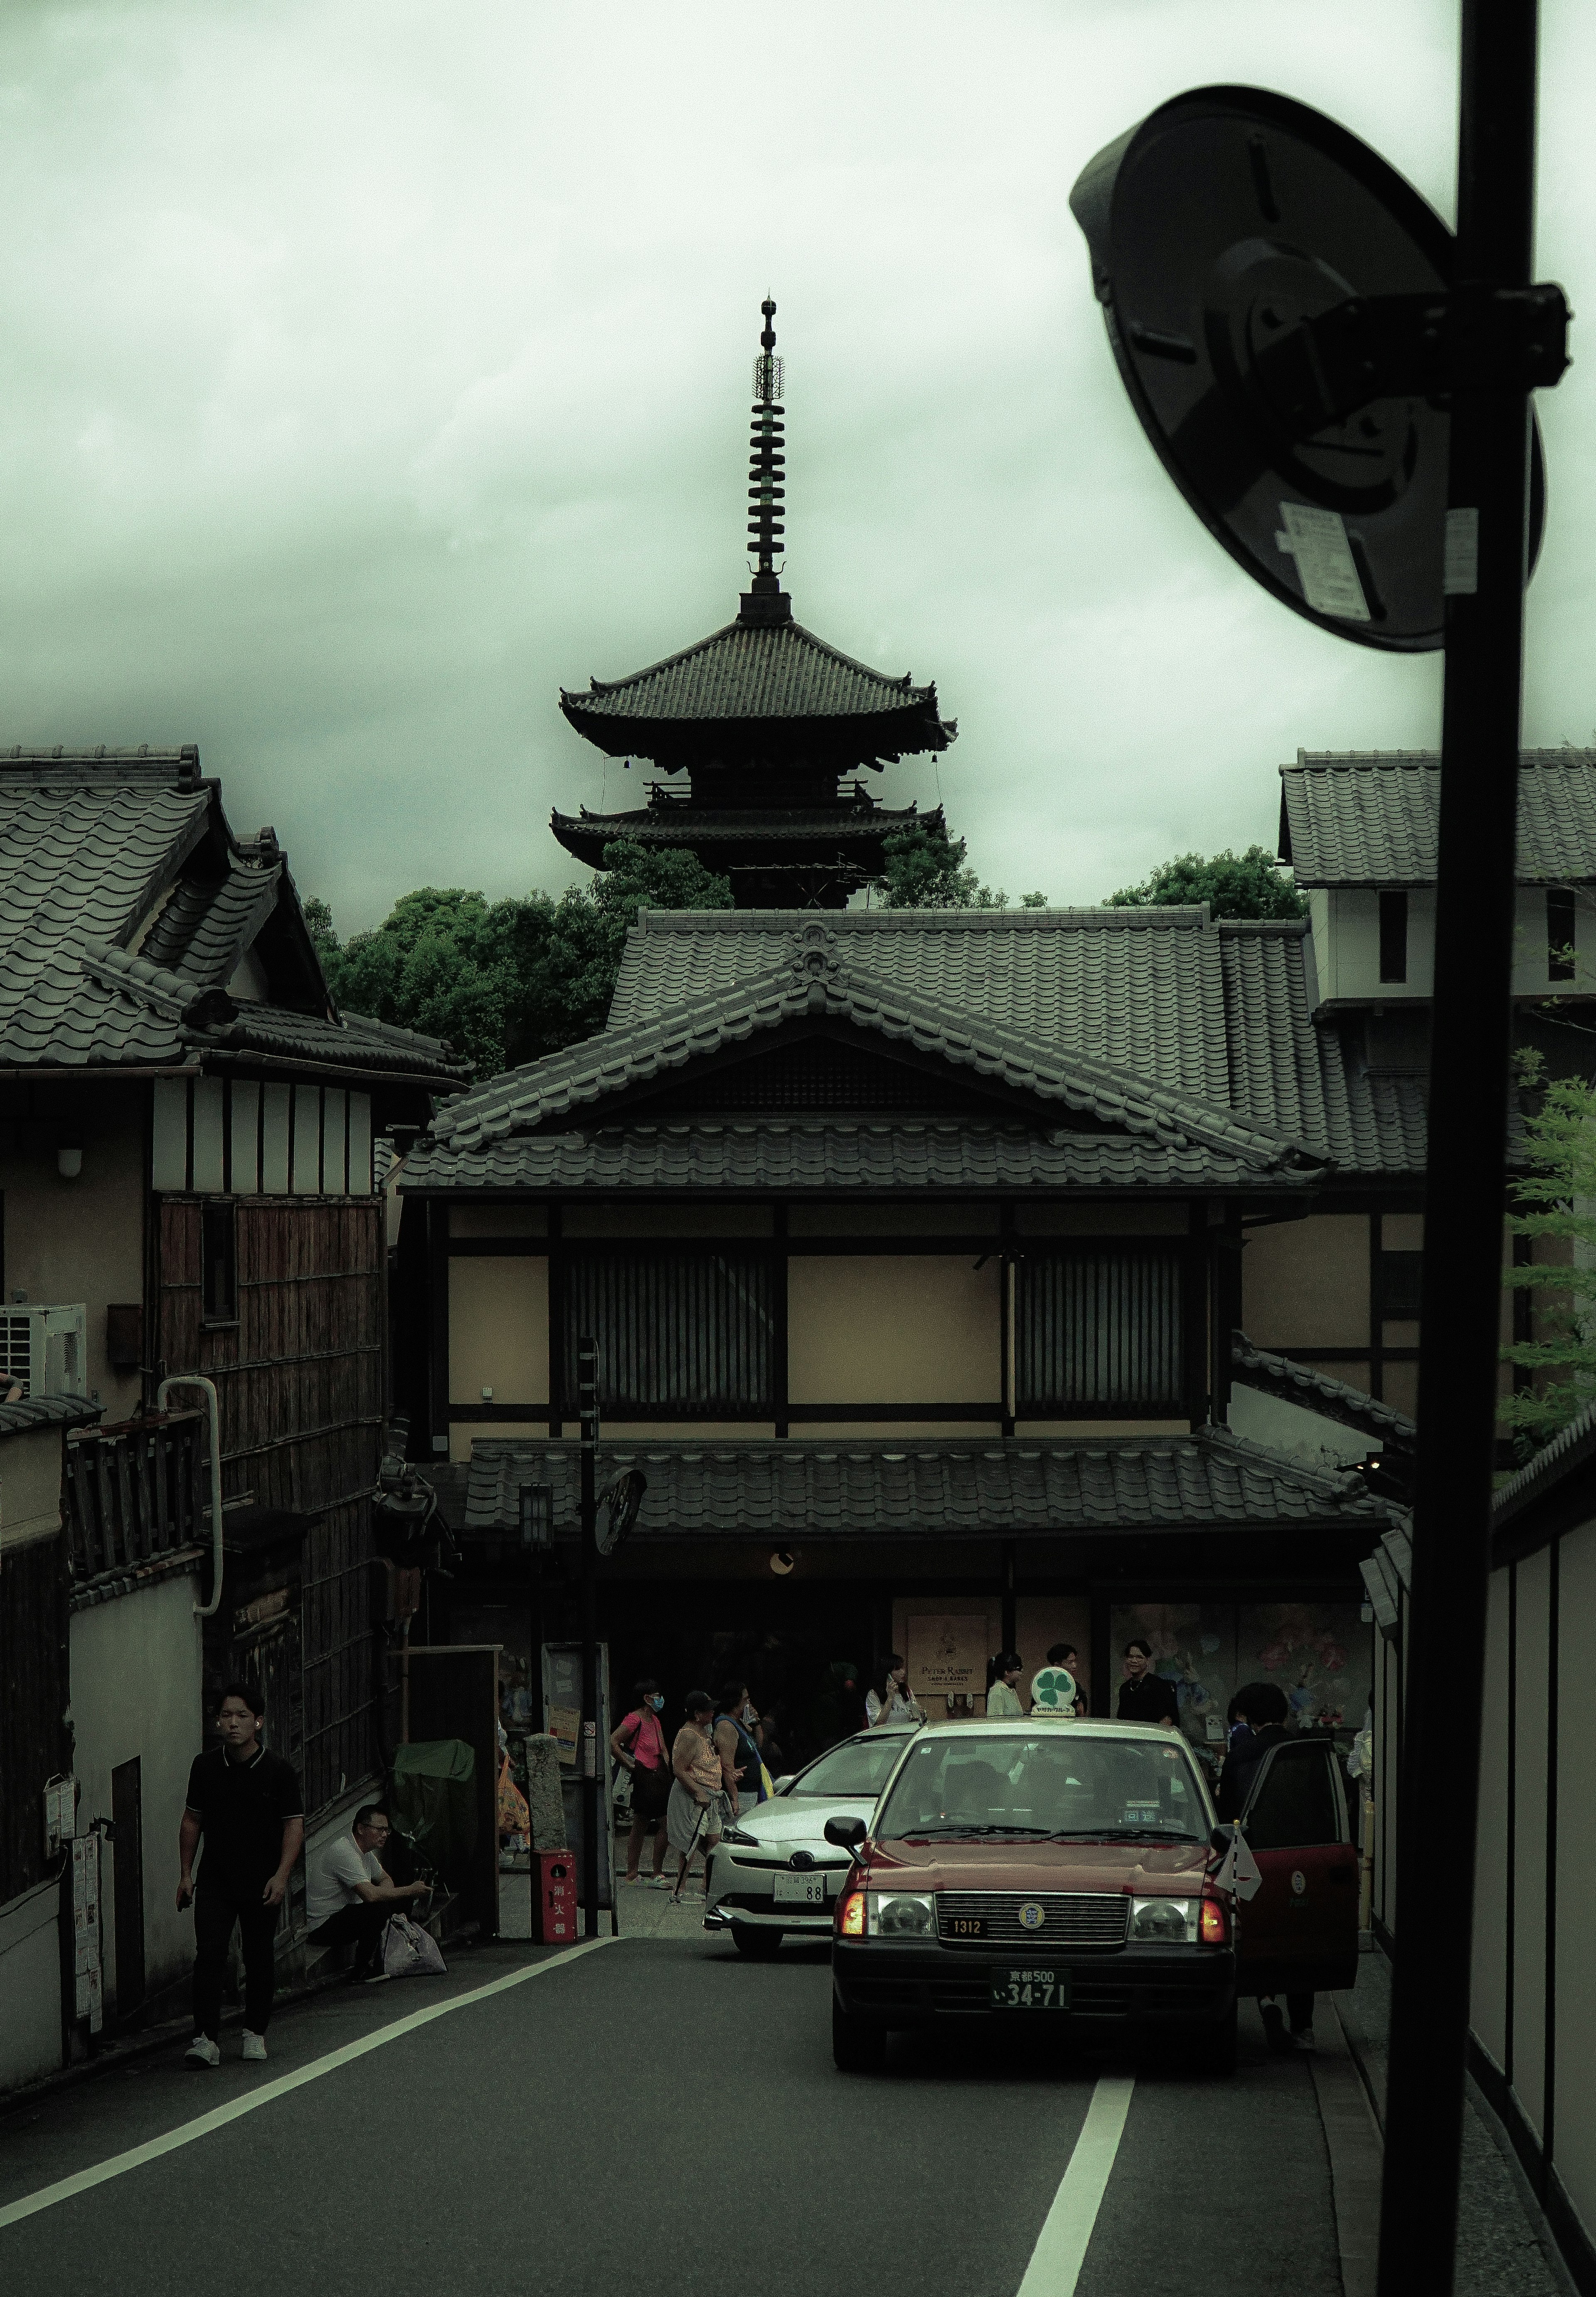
305, 1805, 432, 1984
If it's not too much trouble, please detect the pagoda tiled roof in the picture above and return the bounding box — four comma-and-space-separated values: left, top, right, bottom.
1279, 749, 1596, 886
560, 612, 955, 760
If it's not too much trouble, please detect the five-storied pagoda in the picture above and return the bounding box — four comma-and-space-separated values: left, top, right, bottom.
551, 301, 958, 909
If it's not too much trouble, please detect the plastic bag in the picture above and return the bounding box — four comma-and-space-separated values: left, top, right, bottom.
383, 1913, 448, 1980
497, 1753, 531, 1850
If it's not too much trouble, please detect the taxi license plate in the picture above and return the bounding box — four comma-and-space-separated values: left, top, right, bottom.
990, 1969, 1069, 2011
772, 1872, 825, 1906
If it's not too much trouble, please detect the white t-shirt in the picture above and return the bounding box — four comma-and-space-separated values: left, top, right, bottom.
308, 1834, 384, 1928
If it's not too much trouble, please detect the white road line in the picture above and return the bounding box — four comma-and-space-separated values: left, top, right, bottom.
1016, 2074, 1135, 2295
0, 1937, 619, 2233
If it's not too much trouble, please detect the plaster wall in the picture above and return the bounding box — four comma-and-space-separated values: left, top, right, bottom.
0, 1424, 67, 1552
448, 1257, 548, 1407
1511, 1546, 1552, 2143
1469, 1567, 1511, 2072
1241, 1214, 1369, 1348
1554, 1519, 1596, 2241
1310, 882, 1591, 1002
788, 1256, 1002, 1405
69, 1571, 204, 2011
0, 1097, 145, 1419
0, 1879, 62, 2092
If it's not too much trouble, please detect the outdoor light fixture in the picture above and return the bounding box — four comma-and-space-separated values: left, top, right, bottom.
56, 1146, 82, 1180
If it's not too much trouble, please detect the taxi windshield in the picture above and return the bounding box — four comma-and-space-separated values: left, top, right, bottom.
874, 1733, 1207, 1842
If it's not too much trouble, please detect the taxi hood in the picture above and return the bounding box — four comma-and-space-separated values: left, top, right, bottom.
869, 1838, 1212, 1893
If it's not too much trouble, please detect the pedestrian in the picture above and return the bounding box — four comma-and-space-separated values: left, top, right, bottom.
1115, 1638, 1180, 1728
1056, 1642, 1090, 1716
1214, 1680, 1314, 2052
1029, 1645, 1081, 1719
611, 1678, 674, 1887
667, 1689, 729, 1902
305, 1805, 432, 1981
177, 1681, 304, 2068
715, 1680, 768, 1808
811, 1658, 867, 1749
985, 1653, 1025, 1717
866, 1654, 924, 1728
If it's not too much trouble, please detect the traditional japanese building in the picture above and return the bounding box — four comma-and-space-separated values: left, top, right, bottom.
551, 301, 956, 908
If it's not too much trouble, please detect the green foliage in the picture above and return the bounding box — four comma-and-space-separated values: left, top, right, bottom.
874, 824, 1043, 911
314, 843, 734, 1082
1105, 845, 1306, 922
1501, 1070, 1596, 1447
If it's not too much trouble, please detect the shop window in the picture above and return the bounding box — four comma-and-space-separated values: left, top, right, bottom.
564, 1249, 773, 1412
1548, 887, 1577, 982
1015, 1248, 1184, 1411
1378, 890, 1408, 984
201, 1200, 238, 1325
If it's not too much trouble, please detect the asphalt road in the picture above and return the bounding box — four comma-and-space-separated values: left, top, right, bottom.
0, 1932, 1352, 2297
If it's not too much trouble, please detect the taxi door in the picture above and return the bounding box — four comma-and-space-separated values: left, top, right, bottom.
1234, 1740, 1359, 1996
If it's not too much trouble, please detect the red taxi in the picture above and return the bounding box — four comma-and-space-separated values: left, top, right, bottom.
825, 1717, 1357, 2074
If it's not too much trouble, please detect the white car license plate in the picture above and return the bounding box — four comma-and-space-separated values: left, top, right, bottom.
772, 1872, 825, 1906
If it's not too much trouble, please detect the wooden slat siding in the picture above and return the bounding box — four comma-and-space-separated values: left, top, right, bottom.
0, 1527, 70, 1903
114, 1440, 137, 1565
156, 1196, 385, 1812
69, 1446, 98, 1577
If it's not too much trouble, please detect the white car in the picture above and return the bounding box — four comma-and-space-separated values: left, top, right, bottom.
705, 1726, 921, 1957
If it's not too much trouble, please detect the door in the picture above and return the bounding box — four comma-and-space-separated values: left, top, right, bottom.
1235, 1740, 1359, 1996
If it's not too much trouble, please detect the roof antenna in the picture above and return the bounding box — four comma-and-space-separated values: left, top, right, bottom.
740, 298, 791, 628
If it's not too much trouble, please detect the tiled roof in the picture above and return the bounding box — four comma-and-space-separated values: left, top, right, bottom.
1280, 750, 1596, 885
1491, 1396, 1596, 1531
420, 919, 1313, 1173
1359, 1522, 1414, 1631
1231, 1333, 1417, 1441
0, 751, 467, 1084
560, 615, 953, 759
404, 1119, 1292, 1194
0, 1392, 104, 1440
551, 803, 927, 846
464, 1429, 1387, 1539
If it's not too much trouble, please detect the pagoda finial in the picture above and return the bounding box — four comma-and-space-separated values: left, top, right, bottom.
741, 296, 791, 626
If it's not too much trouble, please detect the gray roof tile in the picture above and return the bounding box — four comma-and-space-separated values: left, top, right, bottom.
463, 1428, 1387, 1538
1281, 750, 1596, 885
1231, 1333, 1416, 1441
0, 1391, 103, 1439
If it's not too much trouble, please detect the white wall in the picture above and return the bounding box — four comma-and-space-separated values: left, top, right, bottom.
1310, 881, 1596, 1005
69, 1570, 204, 2012
0, 1878, 62, 2092
1226, 1384, 1377, 1472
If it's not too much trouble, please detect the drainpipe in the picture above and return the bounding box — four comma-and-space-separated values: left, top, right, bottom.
157, 1376, 225, 1619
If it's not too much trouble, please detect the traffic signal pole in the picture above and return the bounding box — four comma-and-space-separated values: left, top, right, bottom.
1377, 5, 1544, 2287
578, 1337, 600, 1940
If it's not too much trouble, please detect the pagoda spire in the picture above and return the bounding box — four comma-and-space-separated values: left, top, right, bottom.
741, 297, 791, 627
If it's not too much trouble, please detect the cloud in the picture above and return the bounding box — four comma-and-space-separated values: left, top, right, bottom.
0, 0, 1587, 927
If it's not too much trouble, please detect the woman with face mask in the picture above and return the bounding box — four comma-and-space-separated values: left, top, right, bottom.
610, 1678, 673, 1885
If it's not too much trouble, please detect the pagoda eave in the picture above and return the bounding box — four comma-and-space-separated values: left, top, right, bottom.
558, 697, 950, 766
550, 803, 943, 877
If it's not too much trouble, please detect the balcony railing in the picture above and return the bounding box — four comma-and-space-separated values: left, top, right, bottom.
66, 1410, 209, 1582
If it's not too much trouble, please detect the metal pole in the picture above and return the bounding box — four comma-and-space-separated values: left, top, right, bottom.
578, 1338, 600, 1940
1376, 5, 1540, 2289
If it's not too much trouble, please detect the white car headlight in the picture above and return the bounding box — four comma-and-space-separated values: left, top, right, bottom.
868, 1891, 936, 1939
1129, 1896, 1198, 1944
719, 1826, 761, 1847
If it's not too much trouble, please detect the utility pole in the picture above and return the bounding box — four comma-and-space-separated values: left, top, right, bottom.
1377, 5, 1550, 2287
577, 1336, 600, 1940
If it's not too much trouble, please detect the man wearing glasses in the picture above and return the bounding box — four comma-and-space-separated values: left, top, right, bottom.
306, 1805, 431, 1984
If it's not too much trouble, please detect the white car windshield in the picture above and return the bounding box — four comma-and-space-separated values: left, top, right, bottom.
787, 1734, 916, 1799
875, 1733, 1207, 1841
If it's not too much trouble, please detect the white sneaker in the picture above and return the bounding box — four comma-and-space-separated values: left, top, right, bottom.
241, 2031, 268, 2063
1288, 2027, 1317, 2054
185, 2036, 220, 2069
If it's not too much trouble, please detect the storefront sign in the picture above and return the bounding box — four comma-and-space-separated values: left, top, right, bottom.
907, 1614, 987, 1699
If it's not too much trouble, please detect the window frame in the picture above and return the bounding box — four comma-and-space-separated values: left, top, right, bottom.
1377, 889, 1409, 984
1014, 1241, 1187, 1416
200, 1198, 239, 1328
561, 1242, 776, 1417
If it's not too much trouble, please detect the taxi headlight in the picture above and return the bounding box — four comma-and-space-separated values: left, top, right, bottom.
869, 1892, 936, 1939
1130, 1896, 1198, 1944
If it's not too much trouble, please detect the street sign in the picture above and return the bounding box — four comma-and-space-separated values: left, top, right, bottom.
1069, 84, 1558, 649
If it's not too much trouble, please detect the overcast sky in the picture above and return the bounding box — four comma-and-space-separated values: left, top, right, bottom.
3, 1, 1594, 929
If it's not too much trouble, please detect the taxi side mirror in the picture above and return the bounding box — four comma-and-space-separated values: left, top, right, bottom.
825, 1816, 867, 1850
1209, 1827, 1234, 1856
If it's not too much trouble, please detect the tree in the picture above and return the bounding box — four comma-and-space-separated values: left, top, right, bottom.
874, 824, 1045, 911
1105, 845, 1307, 922
1500, 1063, 1596, 1447
313, 843, 734, 1081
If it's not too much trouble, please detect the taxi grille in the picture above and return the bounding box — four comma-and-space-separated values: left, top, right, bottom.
935, 1891, 1128, 1948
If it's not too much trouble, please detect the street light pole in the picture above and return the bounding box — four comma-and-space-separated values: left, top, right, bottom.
1377, 4, 1544, 2287
578, 1337, 600, 1941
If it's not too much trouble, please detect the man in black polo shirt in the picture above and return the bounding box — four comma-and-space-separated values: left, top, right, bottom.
177, 1681, 304, 2068
1115, 1638, 1180, 1727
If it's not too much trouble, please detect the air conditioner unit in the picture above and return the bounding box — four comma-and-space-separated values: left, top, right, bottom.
0, 1304, 89, 1398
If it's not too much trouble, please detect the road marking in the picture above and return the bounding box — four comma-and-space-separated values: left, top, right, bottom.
1016, 2073, 1135, 2295
0, 1937, 618, 2233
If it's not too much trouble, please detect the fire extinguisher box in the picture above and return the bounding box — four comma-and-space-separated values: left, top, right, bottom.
536, 1851, 577, 1944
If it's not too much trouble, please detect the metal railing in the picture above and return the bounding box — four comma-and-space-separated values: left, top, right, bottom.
65, 1410, 208, 1582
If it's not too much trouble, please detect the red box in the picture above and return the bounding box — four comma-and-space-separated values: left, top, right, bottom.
536, 1851, 578, 1944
